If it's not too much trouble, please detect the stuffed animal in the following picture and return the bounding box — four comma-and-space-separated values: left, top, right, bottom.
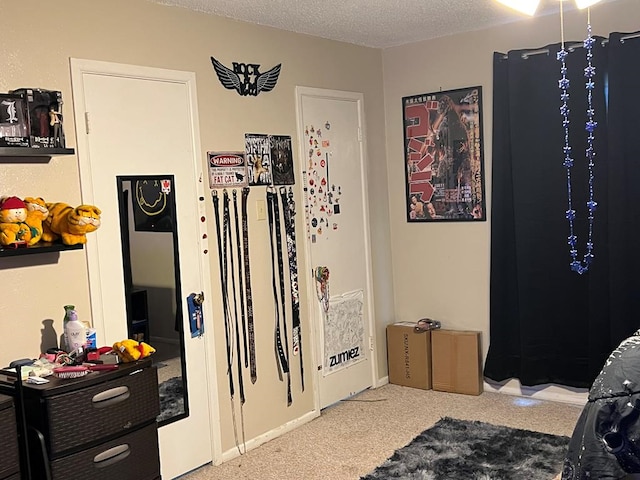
0, 196, 32, 246
42, 202, 101, 245
113, 339, 156, 363
23, 197, 49, 246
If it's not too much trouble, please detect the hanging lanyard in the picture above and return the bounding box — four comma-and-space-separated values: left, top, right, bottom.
315, 266, 330, 313
267, 188, 292, 406
280, 186, 304, 392
241, 187, 257, 384
224, 190, 245, 405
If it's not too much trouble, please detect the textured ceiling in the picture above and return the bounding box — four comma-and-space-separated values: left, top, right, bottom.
149, 0, 617, 48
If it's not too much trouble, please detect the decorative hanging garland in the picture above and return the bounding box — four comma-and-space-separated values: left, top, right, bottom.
315, 266, 330, 313
557, 5, 598, 275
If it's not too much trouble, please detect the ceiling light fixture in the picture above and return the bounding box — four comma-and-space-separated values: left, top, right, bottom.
573, 0, 603, 8
495, 0, 541, 15
495, 0, 604, 15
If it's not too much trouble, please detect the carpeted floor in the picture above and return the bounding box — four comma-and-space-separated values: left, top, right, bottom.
158, 376, 185, 422
181, 384, 583, 479
360, 417, 569, 479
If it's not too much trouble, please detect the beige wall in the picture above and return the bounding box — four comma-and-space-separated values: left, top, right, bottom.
6, 0, 635, 462
382, 0, 640, 364
0, 0, 392, 455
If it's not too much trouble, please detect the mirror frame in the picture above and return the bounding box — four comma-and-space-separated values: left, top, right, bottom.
116, 175, 189, 426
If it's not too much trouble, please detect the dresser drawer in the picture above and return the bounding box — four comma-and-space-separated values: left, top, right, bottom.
42, 365, 160, 456
48, 423, 160, 480
0, 396, 19, 479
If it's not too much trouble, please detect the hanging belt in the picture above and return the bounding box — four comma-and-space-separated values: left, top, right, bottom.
224, 190, 245, 405
267, 188, 292, 406
280, 186, 304, 392
241, 187, 257, 383
211, 191, 235, 399
233, 190, 249, 370
213, 190, 246, 454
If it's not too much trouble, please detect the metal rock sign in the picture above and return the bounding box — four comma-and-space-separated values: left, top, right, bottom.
210, 56, 282, 97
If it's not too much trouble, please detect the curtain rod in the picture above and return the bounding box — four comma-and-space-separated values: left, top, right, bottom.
620, 32, 640, 42
499, 32, 640, 60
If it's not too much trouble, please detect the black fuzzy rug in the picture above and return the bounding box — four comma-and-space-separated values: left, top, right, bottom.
360, 417, 569, 480
157, 376, 185, 423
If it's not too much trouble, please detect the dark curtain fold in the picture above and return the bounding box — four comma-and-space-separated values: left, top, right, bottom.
606, 33, 640, 344
484, 34, 620, 388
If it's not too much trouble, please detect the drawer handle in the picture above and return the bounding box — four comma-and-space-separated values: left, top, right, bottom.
93, 444, 131, 468
91, 386, 130, 408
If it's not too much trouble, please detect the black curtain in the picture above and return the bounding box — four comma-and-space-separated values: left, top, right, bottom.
484, 32, 640, 388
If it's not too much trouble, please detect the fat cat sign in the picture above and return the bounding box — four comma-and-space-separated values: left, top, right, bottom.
208, 151, 248, 189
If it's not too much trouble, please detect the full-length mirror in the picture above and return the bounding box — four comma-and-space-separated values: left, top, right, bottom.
117, 175, 188, 425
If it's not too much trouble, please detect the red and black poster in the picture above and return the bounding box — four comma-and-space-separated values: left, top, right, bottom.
402, 86, 486, 222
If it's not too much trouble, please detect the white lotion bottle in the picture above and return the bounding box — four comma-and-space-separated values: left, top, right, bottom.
63, 305, 87, 352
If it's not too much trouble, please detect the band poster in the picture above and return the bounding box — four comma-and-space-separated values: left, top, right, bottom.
133, 178, 174, 232
245, 133, 272, 186
270, 134, 295, 185
403, 86, 486, 222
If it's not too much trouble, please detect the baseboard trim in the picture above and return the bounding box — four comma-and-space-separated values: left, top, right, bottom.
219, 409, 320, 463
483, 379, 588, 406
375, 376, 389, 388
378, 375, 585, 405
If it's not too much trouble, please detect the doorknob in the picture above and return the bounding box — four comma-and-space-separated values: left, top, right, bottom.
192, 292, 204, 305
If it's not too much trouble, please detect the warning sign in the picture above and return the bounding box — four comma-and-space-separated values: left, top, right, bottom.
208, 151, 248, 189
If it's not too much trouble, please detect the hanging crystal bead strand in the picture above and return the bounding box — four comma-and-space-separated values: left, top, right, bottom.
558, 6, 598, 275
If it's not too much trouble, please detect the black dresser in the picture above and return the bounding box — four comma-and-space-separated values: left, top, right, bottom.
5, 359, 161, 480
0, 394, 20, 480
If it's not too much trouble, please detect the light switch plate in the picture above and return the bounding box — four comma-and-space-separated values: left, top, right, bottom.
256, 199, 266, 221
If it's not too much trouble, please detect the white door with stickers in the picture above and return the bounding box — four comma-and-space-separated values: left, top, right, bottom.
295, 87, 376, 409
70, 59, 219, 479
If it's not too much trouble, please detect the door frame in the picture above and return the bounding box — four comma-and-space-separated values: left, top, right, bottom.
294, 86, 379, 410
69, 58, 223, 467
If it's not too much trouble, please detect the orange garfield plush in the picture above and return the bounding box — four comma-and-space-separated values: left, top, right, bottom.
113, 339, 155, 363
42, 202, 102, 245
24, 197, 49, 246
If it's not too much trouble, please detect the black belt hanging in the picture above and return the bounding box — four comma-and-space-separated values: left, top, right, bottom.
279, 186, 304, 392
267, 188, 292, 406
241, 187, 258, 384
211, 191, 235, 400
232, 190, 249, 370
224, 190, 245, 405
213, 190, 246, 454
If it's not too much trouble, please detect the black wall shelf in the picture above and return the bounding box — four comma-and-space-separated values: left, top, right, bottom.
0, 147, 75, 157
0, 242, 83, 258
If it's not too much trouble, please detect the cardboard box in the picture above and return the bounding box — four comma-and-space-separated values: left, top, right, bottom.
431, 329, 483, 395
386, 322, 432, 390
